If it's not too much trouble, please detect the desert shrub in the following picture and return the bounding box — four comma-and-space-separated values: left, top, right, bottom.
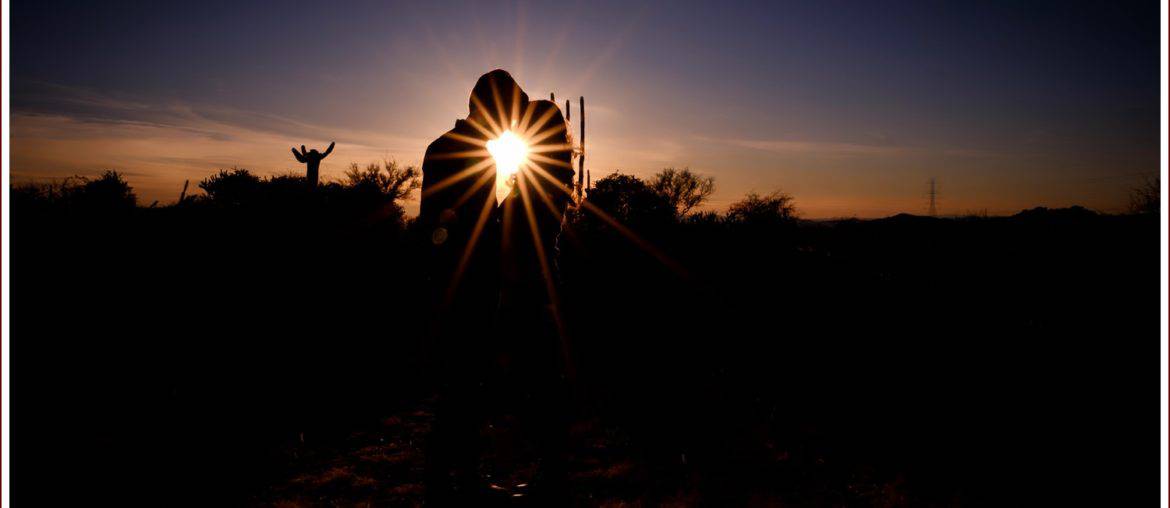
586, 172, 675, 227
1129, 175, 1159, 215
726, 191, 797, 226
650, 167, 715, 217
13, 172, 137, 213
199, 168, 263, 206
343, 160, 420, 202
71, 171, 138, 210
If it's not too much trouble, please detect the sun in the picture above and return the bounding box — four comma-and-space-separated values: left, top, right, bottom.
487, 129, 529, 202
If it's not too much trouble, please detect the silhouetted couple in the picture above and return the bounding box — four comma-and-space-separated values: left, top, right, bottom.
420, 69, 575, 505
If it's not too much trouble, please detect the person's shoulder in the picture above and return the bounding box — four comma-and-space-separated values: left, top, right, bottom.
429, 120, 479, 150
425, 123, 460, 154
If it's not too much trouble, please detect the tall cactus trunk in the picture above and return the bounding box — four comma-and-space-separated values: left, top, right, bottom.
307, 162, 320, 189
577, 96, 585, 200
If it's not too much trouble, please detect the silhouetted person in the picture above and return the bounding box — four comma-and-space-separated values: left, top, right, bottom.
422, 70, 576, 505
421, 69, 527, 505
500, 99, 574, 294
291, 141, 335, 188
497, 98, 575, 501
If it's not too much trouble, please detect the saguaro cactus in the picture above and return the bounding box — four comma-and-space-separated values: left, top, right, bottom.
291, 141, 335, 188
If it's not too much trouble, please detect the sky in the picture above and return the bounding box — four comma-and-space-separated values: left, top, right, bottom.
11, 0, 1160, 217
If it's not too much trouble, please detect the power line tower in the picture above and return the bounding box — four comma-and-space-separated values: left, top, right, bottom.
928, 178, 938, 217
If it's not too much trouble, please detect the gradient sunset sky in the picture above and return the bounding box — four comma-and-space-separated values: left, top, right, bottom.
12, 0, 1159, 217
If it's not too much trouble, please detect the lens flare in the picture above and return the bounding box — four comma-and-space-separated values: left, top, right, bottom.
487, 130, 529, 203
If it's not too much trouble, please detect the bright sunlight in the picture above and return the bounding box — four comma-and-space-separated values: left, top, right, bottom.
488, 129, 529, 203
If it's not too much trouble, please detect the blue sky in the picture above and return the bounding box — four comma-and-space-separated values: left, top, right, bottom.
11, 0, 1159, 216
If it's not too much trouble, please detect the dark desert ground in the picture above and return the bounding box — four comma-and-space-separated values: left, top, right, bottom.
12, 168, 1157, 506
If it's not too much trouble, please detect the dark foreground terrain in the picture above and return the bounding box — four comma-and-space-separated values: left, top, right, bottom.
13, 172, 1158, 506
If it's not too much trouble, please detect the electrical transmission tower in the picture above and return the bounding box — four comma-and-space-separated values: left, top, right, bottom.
928, 178, 938, 217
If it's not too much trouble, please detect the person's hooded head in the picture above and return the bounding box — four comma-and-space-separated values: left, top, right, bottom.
469, 69, 529, 130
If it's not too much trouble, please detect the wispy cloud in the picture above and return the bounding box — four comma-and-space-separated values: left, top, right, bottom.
11, 83, 433, 207
15, 82, 429, 152
696, 135, 992, 159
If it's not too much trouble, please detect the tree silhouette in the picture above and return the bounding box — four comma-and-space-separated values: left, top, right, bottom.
650, 167, 715, 218
726, 191, 796, 225
292, 142, 336, 189
587, 173, 675, 226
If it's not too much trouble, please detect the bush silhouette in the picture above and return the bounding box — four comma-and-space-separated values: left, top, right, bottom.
1129, 175, 1159, 215
726, 191, 797, 225
342, 160, 421, 202
71, 171, 138, 210
199, 168, 263, 206
12, 171, 138, 214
